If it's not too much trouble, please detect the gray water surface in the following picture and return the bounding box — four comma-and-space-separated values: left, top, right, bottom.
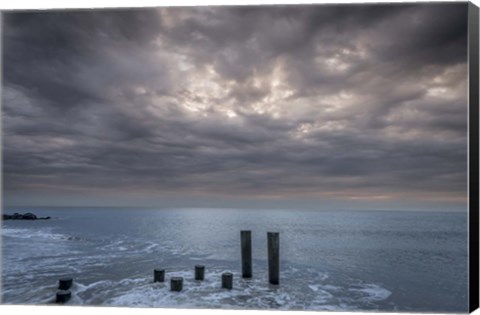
1, 208, 468, 312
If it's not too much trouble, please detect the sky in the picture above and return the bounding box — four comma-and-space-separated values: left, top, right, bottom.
1, 3, 470, 210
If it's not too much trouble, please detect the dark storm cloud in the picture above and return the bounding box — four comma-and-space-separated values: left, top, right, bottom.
2, 3, 469, 208
3, 9, 166, 113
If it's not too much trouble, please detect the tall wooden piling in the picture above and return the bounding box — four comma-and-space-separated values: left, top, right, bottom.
170, 277, 183, 292
58, 278, 73, 290
241, 230, 252, 278
195, 265, 205, 281
222, 272, 233, 289
154, 269, 165, 282
267, 232, 279, 285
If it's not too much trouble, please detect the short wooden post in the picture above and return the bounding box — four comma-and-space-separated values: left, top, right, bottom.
170, 277, 183, 291
56, 290, 71, 303
58, 278, 73, 290
154, 269, 165, 282
267, 232, 279, 285
222, 272, 233, 289
241, 230, 252, 278
195, 265, 205, 281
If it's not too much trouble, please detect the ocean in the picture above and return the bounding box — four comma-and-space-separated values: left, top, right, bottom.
1, 208, 468, 312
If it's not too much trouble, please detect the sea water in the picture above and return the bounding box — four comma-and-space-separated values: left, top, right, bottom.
1, 208, 468, 312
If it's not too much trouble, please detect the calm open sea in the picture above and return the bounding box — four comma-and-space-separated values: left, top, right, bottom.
1, 208, 468, 312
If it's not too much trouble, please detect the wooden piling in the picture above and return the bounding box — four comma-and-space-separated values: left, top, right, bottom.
241, 230, 252, 278
222, 272, 233, 290
267, 232, 279, 285
170, 277, 183, 291
58, 278, 73, 290
195, 265, 205, 281
55, 290, 71, 303
154, 269, 165, 282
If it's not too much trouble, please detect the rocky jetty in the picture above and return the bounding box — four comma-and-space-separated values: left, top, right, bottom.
2, 212, 51, 220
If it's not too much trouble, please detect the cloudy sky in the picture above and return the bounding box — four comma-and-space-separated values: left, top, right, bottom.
2, 3, 469, 210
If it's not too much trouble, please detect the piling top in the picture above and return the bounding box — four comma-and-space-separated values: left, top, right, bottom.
58, 278, 73, 290
154, 268, 165, 272
222, 272, 233, 276
171, 276, 183, 281
195, 265, 205, 269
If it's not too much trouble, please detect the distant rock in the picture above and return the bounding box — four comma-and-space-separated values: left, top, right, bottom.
2, 212, 51, 220
23, 212, 37, 220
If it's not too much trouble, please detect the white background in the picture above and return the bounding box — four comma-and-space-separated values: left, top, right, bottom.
0, 1, 478, 315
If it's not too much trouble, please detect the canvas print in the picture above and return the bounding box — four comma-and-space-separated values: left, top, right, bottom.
1, 2, 478, 313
